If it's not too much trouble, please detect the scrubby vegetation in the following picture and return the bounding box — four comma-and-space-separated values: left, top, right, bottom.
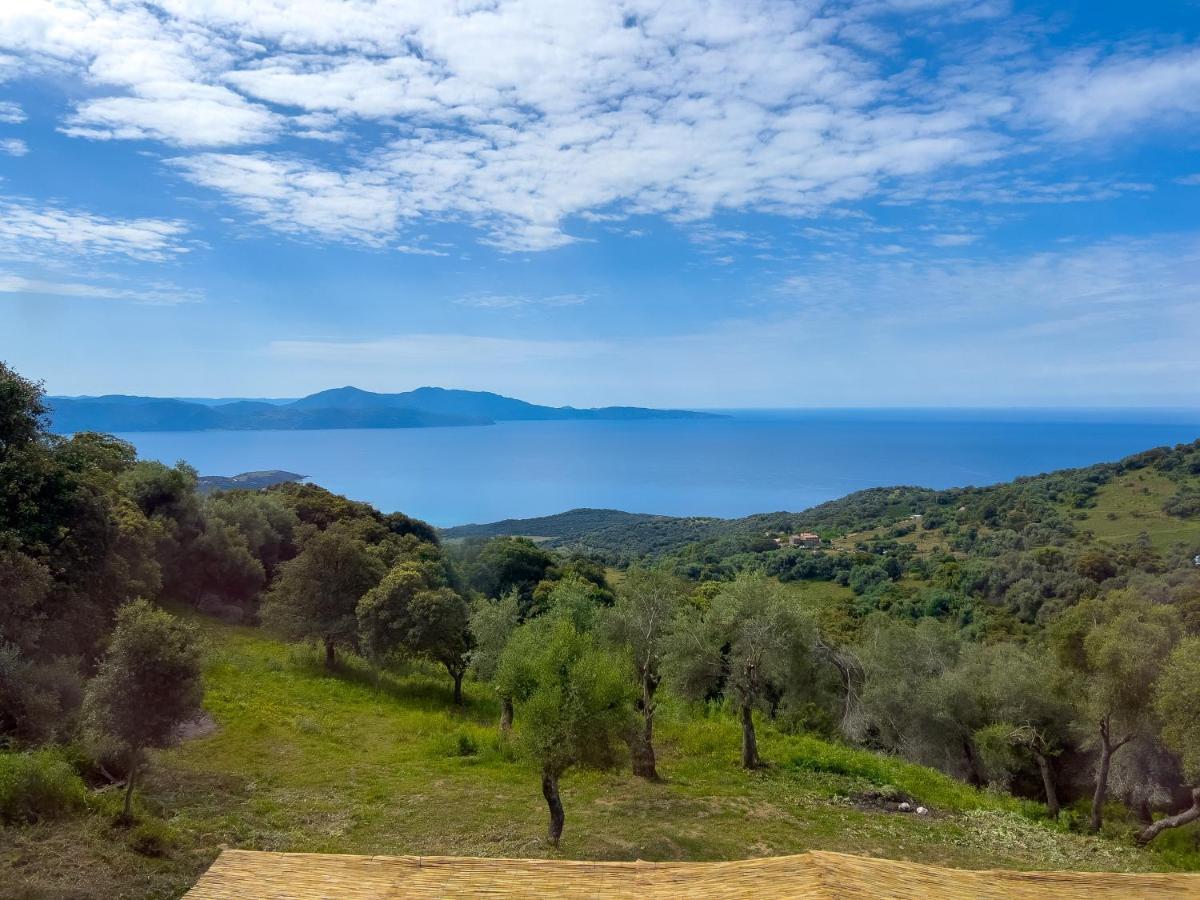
2, 359, 1199, 896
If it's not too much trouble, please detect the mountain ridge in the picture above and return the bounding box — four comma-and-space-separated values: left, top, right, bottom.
46, 387, 722, 433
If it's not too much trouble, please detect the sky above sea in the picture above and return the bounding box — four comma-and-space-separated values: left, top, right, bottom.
117, 411, 1200, 526
2, 1, 1199, 408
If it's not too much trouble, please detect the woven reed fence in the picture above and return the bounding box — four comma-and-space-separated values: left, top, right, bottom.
185, 848, 1200, 898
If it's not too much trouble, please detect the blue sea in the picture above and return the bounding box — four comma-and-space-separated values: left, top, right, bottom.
116, 410, 1200, 528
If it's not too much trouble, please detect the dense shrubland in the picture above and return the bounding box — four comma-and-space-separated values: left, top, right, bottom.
3, 359, 1200, 864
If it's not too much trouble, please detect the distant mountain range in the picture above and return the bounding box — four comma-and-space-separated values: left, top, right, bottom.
46, 386, 722, 433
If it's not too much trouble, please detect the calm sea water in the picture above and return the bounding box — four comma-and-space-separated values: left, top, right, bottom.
116, 410, 1200, 527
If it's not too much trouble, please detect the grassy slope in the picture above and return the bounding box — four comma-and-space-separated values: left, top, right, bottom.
1073, 469, 1200, 551
1, 616, 1191, 899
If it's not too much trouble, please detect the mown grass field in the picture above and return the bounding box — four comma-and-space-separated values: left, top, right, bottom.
2, 615, 1196, 899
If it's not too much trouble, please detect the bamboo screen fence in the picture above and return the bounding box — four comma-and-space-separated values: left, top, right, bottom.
185, 848, 1200, 898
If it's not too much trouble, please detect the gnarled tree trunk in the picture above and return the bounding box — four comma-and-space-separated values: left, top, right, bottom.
630, 671, 660, 780
740, 703, 760, 769
448, 666, 464, 705
1138, 787, 1200, 845
629, 719, 658, 781
1033, 750, 1060, 819
541, 768, 565, 847
499, 696, 514, 733
323, 637, 337, 669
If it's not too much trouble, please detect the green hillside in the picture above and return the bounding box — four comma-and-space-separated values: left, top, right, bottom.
0, 615, 1183, 899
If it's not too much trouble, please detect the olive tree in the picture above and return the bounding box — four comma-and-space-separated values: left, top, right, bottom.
667, 573, 822, 769
497, 617, 632, 847
967, 643, 1074, 817
1051, 589, 1181, 832
357, 560, 472, 703
852, 615, 986, 782
83, 601, 203, 820
1138, 636, 1200, 844
603, 567, 685, 780
468, 591, 521, 730
261, 524, 385, 668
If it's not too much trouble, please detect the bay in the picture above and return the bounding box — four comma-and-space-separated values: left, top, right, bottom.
116, 409, 1200, 528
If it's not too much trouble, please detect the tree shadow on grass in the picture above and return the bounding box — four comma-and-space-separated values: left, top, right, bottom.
288, 643, 498, 724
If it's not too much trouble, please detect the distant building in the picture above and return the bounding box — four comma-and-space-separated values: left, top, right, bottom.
772, 532, 821, 548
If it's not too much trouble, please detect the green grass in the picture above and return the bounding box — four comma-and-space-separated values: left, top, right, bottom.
1075, 470, 1200, 551
1, 616, 1194, 898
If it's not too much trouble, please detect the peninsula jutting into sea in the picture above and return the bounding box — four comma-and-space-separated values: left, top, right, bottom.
46, 386, 722, 433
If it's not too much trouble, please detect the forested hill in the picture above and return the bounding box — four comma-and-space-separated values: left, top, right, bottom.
441, 440, 1200, 564
46, 386, 722, 433
196, 470, 305, 494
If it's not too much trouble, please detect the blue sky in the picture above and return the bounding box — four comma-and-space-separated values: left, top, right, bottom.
0, 0, 1198, 407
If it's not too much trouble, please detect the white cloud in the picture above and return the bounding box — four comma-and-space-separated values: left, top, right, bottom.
775, 233, 1200, 324
931, 233, 979, 247
0, 199, 190, 261
0, 0, 1016, 249
453, 292, 587, 310
0, 270, 198, 304
1, 2, 1198, 251
1024, 46, 1200, 139
1176, 174, 1200, 187
64, 86, 280, 146
0, 138, 27, 156
167, 153, 400, 245
0, 101, 25, 124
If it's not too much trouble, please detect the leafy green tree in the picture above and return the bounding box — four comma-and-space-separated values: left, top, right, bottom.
83, 601, 203, 819
852, 616, 986, 781
358, 561, 472, 703
0, 546, 52, 655
667, 573, 822, 769
603, 567, 685, 780
469, 591, 521, 730
1138, 636, 1200, 843
261, 525, 385, 668
468, 537, 555, 613
267, 481, 381, 531
1051, 589, 1181, 831
499, 617, 633, 846
0, 642, 82, 745
204, 491, 299, 578
967, 643, 1074, 816
0, 361, 46, 454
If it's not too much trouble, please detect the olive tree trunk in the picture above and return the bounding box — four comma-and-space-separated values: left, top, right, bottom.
1033, 750, 1060, 819
448, 666, 464, 705
630, 673, 659, 781
499, 696, 514, 733
1091, 720, 1129, 833
1138, 788, 1200, 845
541, 769, 565, 847
739, 703, 760, 769
122, 751, 141, 821
323, 637, 337, 669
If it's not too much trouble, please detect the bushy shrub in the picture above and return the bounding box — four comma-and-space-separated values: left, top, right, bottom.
126, 818, 178, 857
0, 750, 87, 823
1164, 488, 1200, 519
454, 731, 478, 757
0, 644, 83, 746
